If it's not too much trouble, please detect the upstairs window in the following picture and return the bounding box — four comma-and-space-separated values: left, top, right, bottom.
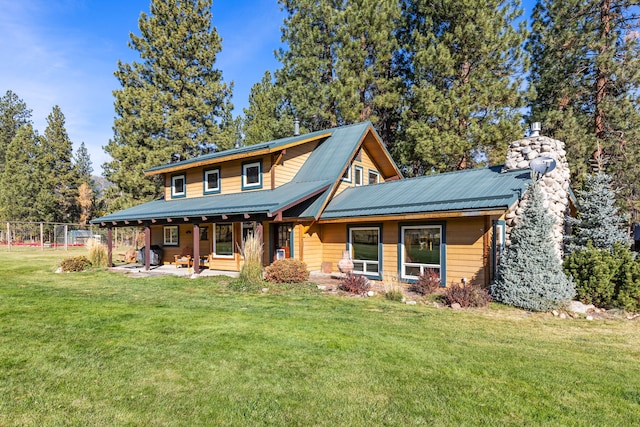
368, 170, 380, 185
342, 165, 352, 182
171, 174, 186, 198
354, 166, 363, 186
204, 168, 221, 194
242, 160, 262, 190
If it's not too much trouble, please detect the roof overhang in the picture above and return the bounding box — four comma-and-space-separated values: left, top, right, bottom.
316, 208, 509, 224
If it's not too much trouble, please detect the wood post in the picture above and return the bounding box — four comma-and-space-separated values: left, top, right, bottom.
193, 223, 200, 274
107, 227, 113, 267
144, 225, 151, 271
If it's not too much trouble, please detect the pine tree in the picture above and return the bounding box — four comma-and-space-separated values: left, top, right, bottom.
37, 105, 79, 223
528, 0, 640, 217
490, 181, 575, 311
242, 71, 295, 145
0, 90, 32, 177
275, 0, 403, 147
104, 0, 235, 205
75, 141, 94, 186
397, 0, 528, 176
0, 125, 39, 221
566, 173, 629, 252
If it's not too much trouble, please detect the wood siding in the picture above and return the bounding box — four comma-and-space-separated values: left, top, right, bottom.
302, 223, 323, 271
273, 141, 318, 188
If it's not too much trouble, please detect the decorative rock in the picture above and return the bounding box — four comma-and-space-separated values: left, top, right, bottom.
450, 303, 462, 310
367, 290, 375, 297
317, 285, 327, 291
261, 288, 269, 293
55, 267, 62, 274
568, 301, 596, 314
586, 315, 594, 321
559, 313, 567, 319
406, 300, 417, 305
552, 310, 559, 317
190, 273, 200, 279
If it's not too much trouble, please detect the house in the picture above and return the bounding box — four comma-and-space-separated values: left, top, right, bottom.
92, 121, 534, 287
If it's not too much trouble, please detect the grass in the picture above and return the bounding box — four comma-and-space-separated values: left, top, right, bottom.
1, 247, 639, 425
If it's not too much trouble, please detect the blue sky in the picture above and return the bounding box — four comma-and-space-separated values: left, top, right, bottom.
0, 0, 284, 175
0, 1, 536, 176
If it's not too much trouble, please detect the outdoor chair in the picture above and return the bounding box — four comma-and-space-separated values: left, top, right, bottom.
174, 246, 193, 268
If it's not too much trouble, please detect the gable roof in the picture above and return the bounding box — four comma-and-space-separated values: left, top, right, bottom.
92, 122, 401, 225
320, 167, 531, 221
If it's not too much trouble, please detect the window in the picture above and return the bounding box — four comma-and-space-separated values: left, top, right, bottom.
354, 166, 363, 186
349, 226, 380, 277
204, 168, 220, 194
242, 161, 262, 190
163, 225, 179, 246
242, 221, 256, 242
342, 165, 352, 182
401, 225, 442, 282
368, 170, 380, 184
171, 174, 186, 198
214, 223, 233, 257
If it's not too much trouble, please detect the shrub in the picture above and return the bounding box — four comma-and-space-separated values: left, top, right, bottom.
564, 243, 640, 312
384, 288, 404, 302
86, 238, 108, 268
444, 283, 491, 308
60, 256, 92, 272
238, 233, 264, 285
264, 258, 309, 283
409, 269, 440, 295
338, 274, 370, 295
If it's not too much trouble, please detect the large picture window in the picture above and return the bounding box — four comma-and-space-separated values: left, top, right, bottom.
204, 168, 220, 194
349, 226, 380, 277
214, 223, 233, 257
163, 225, 179, 246
171, 174, 186, 198
242, 161, 262, 190
401, 225, 442, 281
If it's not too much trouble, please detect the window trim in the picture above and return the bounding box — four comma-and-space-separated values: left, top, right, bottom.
368, 169, 380, 185
354, 165, 363, 186
171, 174, 186, 198
163, 225, 179, 246
399, 223, 445, 285
242, 160, 263, 190
203, 168, 221, 194
342, 165, 352, 182
348, 225, 382, 279
213, 223, 234, 258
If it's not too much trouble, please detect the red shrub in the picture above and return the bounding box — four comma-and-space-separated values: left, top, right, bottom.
444, 283, 492, 308
409, 269, 441, 295
339, 274, 370, 295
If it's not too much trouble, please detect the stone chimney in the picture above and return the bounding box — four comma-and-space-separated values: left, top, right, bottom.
502, 124, 571, 256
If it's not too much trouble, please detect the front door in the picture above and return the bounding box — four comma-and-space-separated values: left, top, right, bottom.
272, 223, 293, 261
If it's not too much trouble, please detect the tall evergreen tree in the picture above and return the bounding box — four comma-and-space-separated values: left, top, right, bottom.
75, 141, 94, 186
490, 180, 575, 311
398, 0, 528, 176
566, 172, 629, 252
528, 0, 640, 218
37, 105, 78, 223
275, 0, 403, 147
0, 90, 32, 177
0, 124, 39, 221
242, 71, 295, 145
104, 0, 235, 206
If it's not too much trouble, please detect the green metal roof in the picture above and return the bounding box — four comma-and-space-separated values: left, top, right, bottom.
93, 122, 376, 224
144, 127, 335, 174
320, 166, 531, 220
92, 180, 329, 223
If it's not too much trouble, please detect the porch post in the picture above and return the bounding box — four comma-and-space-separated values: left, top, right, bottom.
193, 223, 200, 274
144, 224, 151, 271
107, 226, 113, 267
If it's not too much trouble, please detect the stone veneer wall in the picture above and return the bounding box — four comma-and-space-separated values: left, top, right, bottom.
502, 135, 571, 256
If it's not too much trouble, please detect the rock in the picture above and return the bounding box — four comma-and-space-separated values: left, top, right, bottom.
559, 313, 567, 319
317, 285, 327, 291
367, 290, 375, 297
190, 273, 200, 279
451, 303, 462, 310
568, 300, 596, 314
261, 288, 269, 293
586, 315, 594, 321
406, 300, 417, 305
55, 267, 62, 274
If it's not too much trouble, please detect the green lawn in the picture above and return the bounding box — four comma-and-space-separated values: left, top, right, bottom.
1, 248, 639, 426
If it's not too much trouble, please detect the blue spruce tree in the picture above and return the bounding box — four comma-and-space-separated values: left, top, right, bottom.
566, 173, 628, 252
490, 180, 575, 311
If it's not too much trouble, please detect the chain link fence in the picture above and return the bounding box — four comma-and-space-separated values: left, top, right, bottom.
0, 221, 144, 252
